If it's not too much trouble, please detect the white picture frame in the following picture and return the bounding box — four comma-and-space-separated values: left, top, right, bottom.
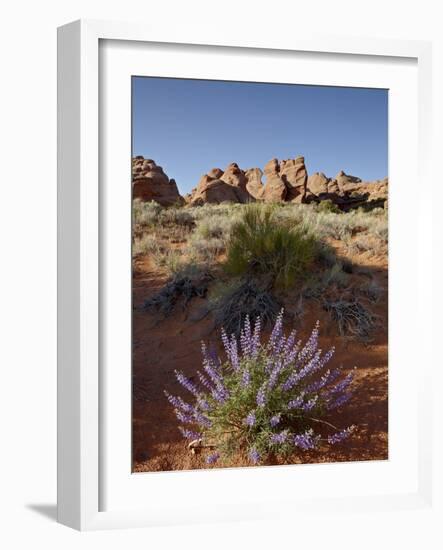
57, 19, 435, 531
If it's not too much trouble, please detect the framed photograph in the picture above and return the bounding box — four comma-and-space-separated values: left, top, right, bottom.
57, 19, 434, 531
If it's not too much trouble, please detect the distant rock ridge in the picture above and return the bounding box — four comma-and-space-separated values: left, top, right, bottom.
132, 156, 388, 209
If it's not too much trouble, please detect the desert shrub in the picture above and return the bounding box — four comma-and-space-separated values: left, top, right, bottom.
372, 219, 388, 243
359, 279, 384, 303
346, 234, 387, 258
152, 248, 185, 274
305, 211, 352, 241
323, 299, 378, 339
191, 202, 242, 222
143, 271, 212, 316
132, 233, 160, 257
302, 264, 349, 301
316, 242, 339, 269
321, 264, 349, 288
166, 311, 355, 465
188, 233, 225, 263
133, 199, 162, 227
317, 199, 341, 214
193, 215, 236, 240
212, 278, 281, 336
225, 205, 317, 289
158, 207, 195, 228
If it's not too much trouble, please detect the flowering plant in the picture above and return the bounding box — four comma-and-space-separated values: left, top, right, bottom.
166, 310, 355, 465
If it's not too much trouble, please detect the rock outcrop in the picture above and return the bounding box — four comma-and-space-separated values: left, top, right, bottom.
261, 158, 287, 202
279, 156, 307, 202
335, 170, 362, 193
244, 167, 264, 200
132, 157, 184, 206
189, 162, 264, 205
307, 172, 329, 197
188, 174, 242, 206
260, 156, 308, 203
306, 169, 388, 209
133, 155, 387, 210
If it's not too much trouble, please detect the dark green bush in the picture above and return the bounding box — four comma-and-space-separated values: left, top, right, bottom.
317, 199, 341, 214
224, 205, 317, 290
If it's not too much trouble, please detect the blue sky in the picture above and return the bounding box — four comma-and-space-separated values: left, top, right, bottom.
132, 77, 388, 195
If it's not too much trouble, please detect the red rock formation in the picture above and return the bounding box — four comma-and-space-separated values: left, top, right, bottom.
132, 157, 184, 206
244, 167, 264, 200
307, 172, 330, 196
279, 156, 307, 202
133, 155, 387, 210
261, 158, 287, 202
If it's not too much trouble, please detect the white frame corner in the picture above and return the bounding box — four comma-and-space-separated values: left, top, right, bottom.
57, 19, 434, 531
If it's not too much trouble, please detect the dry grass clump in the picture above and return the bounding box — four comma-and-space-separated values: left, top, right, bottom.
358, 279, 384, 303
158, 207, 195, 228
133, 199, 162, 227
142, 270, 213, 317
211, 278, 281, 337
133, 233, 160, 257
225, 204, 317, 290
345, 233, 387, 258
323, 298, 379, 340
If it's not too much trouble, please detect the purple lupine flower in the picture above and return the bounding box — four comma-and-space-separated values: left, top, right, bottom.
270, 431, 288, 445
299, 346, 335, 383
174, 410, 195, 424
249, 448, 260, 464
327, 393, 351, 410
164, 391, 193, 413
241, 366, 250, 387
251, 316, 262, 358
202, 350, 223, 385
268, 309, 284, 351
229, 334, 240, 371
264, 357, 275, 374
206, 452, 220, 464
221, 328, 232, 359
201, 342, 221, 374
193, 410, 212, 428
240, 315, 252, 357
167, 314, 355, 465
282, 329, 297, 356
211, 386, 229, 403
287, 393, 305, 409
305, 369, 332, 393
245, 411, 256, 427
281, 339, 301, 369
281, 370, 299, 392
293, 429, 319, 450
294, 322, 319, 367
282, 348, 324, 391
256, 384, 266, 408
301, 396, 318, 411
267, 360, 284, 391
327, 426, 355, 445
178, 427, 201, 440
201, 344, 230, 403
270, 414, 281, 427
197, 396, 211, 411
197, 370, 213, 391
175, 370, 199, 396
326, 372, 353, 396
